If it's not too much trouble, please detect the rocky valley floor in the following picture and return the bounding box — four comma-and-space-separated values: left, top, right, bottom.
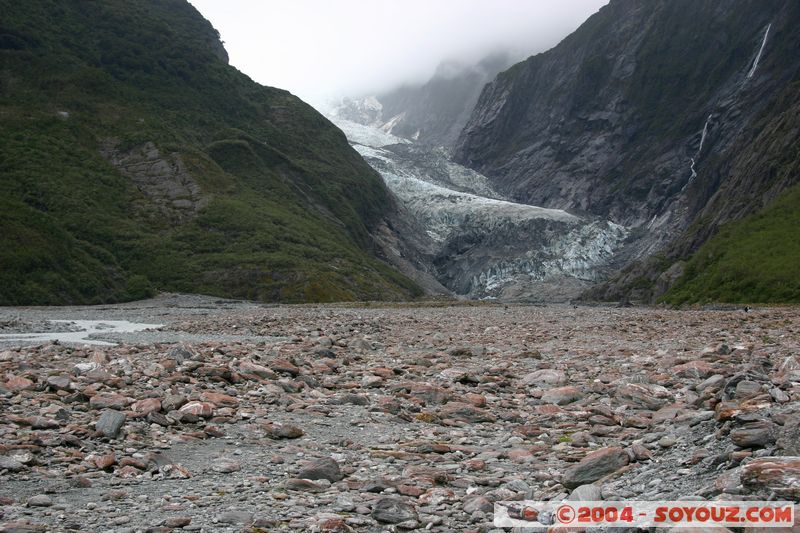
0, 294, 798, 532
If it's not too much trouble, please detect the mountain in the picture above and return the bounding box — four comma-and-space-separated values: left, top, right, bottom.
454, 0, 800, 303
0, 0, 421, 305
331, 53, 513, 148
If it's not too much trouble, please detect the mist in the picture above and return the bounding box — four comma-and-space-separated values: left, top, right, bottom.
189, 0, 608, 106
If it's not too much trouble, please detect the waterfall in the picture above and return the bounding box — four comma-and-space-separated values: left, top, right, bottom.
661, 21, 772, 222
689, 158, 697, 181
685, 113, 713, 186
697, 114, 711, 154
686, 21, 771, 188
747, 23, 771, 79
686, 22, 771, 188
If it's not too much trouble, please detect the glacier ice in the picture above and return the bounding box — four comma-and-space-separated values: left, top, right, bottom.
330, 115, 629, 299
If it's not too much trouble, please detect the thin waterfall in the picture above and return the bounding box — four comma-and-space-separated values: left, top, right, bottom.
689, 158, 698, 181
685, 113, 713, 185
684, 21, 771, 190
697, 114, 711, 154
645, 20, 774, 229
747, 24, 771, 79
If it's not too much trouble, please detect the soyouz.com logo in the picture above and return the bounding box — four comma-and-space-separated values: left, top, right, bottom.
494, 500, 796, 528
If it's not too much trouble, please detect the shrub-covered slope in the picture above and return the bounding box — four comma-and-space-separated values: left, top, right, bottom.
0, 0, 420, 304
662, 182, 800, 304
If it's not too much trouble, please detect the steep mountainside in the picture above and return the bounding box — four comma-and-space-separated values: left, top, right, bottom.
332, 53, 512, 148
455, 0, 800, 303
0, 0, 420, 304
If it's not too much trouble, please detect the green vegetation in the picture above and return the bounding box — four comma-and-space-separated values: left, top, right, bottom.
662, 182, 800, 305
0, 0, 421, 304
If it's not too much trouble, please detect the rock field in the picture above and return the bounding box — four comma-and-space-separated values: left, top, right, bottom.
0, 295, 799, 532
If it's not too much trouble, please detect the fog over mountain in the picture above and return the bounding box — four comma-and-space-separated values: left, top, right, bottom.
188, 0, 608, 104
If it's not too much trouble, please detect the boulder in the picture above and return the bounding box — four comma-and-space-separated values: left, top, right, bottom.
741, 457, 800, 499
297, 457, 343, 482
95, 409, 126, 439
562, 447, 629, 489
371, 497, 418, 524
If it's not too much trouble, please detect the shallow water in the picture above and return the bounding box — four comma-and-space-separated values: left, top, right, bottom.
0, 319, 164, 346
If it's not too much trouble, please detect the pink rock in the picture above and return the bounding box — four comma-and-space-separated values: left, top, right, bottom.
371, 367, 395, 379
160, 463, 191, 479
270, 359, 300, 376
439, 402, 496, 423
418, 487, 456, 505
673, 360, 715, 379
7, 415, 59, 429
506, 448, 535, 462
541, 385, 583, 405
463, 459, 486, 471
615, 383, 673, 410
179, 401, 214, 418
5, 376, 35, 391
115, 465, 141, 478
562, 447, 630, 489
89, 393, 132, 410
537, 404, 565, 414
93, 453, 117, 469
132, 398, 161, 415
521, 369, 567, 387
464, 393, 486, 407
741, 457, 800, 499
199, 391, 238, 406
237, 360, 276, 380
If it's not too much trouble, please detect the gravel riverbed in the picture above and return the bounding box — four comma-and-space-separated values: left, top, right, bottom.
0, 294, 798, 532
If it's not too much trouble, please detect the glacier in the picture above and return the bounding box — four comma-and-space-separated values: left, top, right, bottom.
330, 116, 628, 300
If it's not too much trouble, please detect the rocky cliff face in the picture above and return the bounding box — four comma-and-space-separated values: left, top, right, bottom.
332, 53, 513, 148
454, 0, 800, 300
100, 141, 208, 224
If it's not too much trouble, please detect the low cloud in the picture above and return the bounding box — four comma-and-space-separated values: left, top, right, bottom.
189, 0, 608, 105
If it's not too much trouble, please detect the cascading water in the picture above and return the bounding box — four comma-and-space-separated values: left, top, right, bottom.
747, 23, 772, 79
686, 113, 713, 186
697, 114, 711, 154
684, 22, 771, 189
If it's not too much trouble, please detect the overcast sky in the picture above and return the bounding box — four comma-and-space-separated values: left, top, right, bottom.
189, 0, 608, 106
